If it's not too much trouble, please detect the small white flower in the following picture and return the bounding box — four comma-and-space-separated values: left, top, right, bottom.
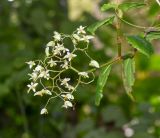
56, 43, 69, 54
34, 89, 52, 96
61, 93, 74, 100
78, 72, 89, 78
39, 70, 50, 80
156, 0, 160, 6
53, 43, 67, 55
73, 34, 81, 41
81, 35, 94, 43
28, 72, 38, 81
47, 59, 57, 67
26, 61, 36, 69
27, 82, 38, 93
45, 47, 50, 57
89, 60, 100, 68
61, 60, 69, 69
34, 91, 43, 96
53, 31, 61, 41
61, 78, 70, 86
40, 108, 48, 115
43, 89, 52, 95
66, 93, 74, 100
64, 52, 77, 61
46, 41, 55, 47
66, 85, 74, 91
34, 65, 44, 72
77, 26, 86, 34
62, 101, 73, 108
53, 47, 61, 55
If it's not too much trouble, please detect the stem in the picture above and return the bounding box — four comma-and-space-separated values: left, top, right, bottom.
119, 17, 147, 29
70, 66, 79, 73
114, 10, 147, 30
116, 11, 122, 57
87, 57, 121, 73
87, 52, 136, 73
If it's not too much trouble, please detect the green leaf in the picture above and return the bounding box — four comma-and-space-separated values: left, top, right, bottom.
146, 31, 160, 41
122, 58, 135, 101
87, 16, 115, 35
101, 3, 117, 11
127, 35, 154, 57
118, 2, 146, 11
95, 65, 112, 106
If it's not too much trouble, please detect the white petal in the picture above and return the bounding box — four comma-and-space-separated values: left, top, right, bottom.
66, 94, 74, 100
40, 108, 48, 115
65, 101, 73, 107
89, 60, 100, 68
86, 35, 94, 40
45, 47, 50, 57
46, 41, 55, 47
78, 72, 89, 78
44, 90, 52, 95
73, 34, 80, 41
34, 91, 43, 96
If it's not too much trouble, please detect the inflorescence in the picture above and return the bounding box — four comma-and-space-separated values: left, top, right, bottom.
26, 26, 100, 115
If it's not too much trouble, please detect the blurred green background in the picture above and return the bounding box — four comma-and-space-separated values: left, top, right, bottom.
0, 0, 160, 138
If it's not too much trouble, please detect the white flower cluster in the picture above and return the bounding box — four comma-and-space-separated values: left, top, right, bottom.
72, 26, 94, 44
26, 26, 100, 114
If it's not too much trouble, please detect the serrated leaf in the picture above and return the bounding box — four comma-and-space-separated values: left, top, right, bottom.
118, 2, 146, 11
95, 65, 111, 106
127, 35, 154, 57
146, 31, 160, 41
101, 3, 117, 11
122, 58, 135, 101
87, 16, 115, 35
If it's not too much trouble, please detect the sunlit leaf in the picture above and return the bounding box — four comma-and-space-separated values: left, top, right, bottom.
87, 16, 115, 35
95, 65, 111, 106
122, 58, 135, 101
146, 31, 160, 41
127, 35, 154, 57
118, 2, 146, 11
101, 3, 117, 11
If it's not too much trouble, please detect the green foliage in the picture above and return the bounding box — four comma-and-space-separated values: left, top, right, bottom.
122, 58, 135, 101
101, 3, 117, 11
0, 0, 160, 137
118, 2, 146, 11
101, 2, 146, 12
146, 31, 160, 41
95, 65, 111, 106
127, 35, 154, 57
87, 16, 115, 35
